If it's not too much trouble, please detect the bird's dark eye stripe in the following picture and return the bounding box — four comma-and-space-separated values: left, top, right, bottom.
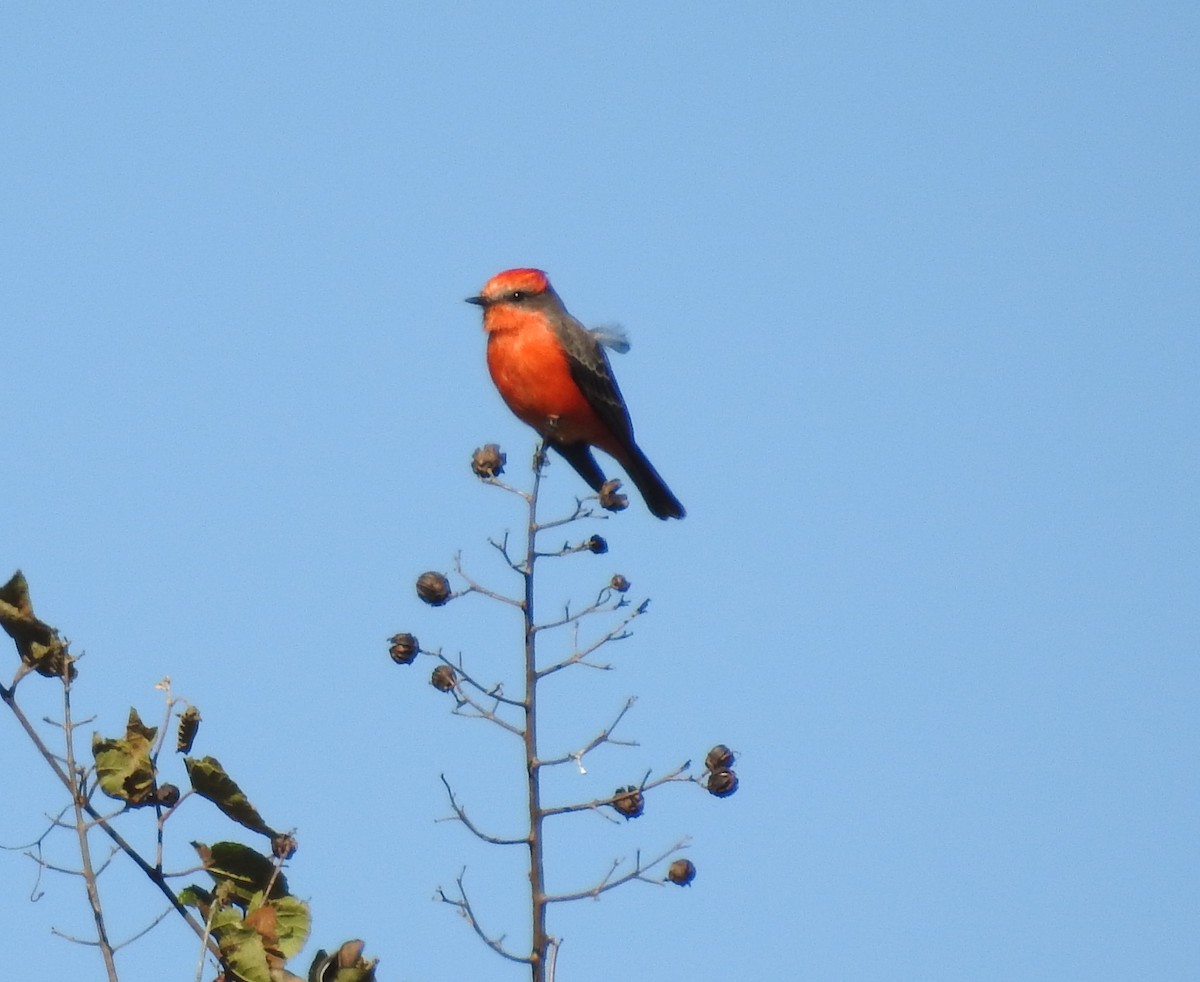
510, 291, 526, 301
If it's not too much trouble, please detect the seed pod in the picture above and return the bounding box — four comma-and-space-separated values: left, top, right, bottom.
272, 833, 298, 860
667, 858, 696, 886
598, 479, 628, 513
176, 705, 202, 754
431, 665, 456, 692
388, 633, 420, 665
416, 571, 452, 606
309, 939, 376, 982
706, 769, 739, 798
610, 574, 630, 593
471, 444, 506, 478
155, 784, 181, 808
586, 535, 608, 555
705, 744, 735, 772
610, 785, 644, 819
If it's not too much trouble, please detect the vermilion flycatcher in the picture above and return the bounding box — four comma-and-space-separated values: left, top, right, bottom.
467, 268, 685, 520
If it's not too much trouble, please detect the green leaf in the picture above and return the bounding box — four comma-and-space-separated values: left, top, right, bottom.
0, 570, 75, 680
178, 883, 214, 914
212, 916, 271, 982
193, 840, 288, 902
185, 756, 276, 837
270, 895, 311, 959
91, 709, 158, 805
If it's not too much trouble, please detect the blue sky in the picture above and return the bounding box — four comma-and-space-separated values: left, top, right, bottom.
2, 3, 1197, 980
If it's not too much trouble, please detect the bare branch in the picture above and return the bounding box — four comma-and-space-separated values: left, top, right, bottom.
4, 674, 221, 959
149, 678, 180, 762
544, 838, 692, 904
540, 762, 696, 819
447, 686, 525, 737
36, 856, 86, 877
479, 475, 533, 505
540, 697, 640, 769
535, 536, 606, 559
453, 553, 523, 609
439, 775, 527, 846
159, 863, 208, 879
51, 803, 128, 833
437, 870, 533, 965
0, 804, 72, 852
430, 648, 525, 711
487, 530, 527, 574
419, 443, 715, 980
534, 497, 601, 533
533, 590, 628, 634
111, 904, 174, 952
61, 673, 119, 981
193, 888, 223, 982
537, 600, 647, 679
50, 925, 103, 946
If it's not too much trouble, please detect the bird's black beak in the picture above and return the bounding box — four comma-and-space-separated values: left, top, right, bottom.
465, 295, 487, 307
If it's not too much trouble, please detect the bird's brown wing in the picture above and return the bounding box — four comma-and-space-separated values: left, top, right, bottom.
552, 314, 637, 447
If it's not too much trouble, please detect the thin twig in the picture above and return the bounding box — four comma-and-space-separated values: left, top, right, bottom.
61, 671, 119, 981
438, 775, 527, 846
480, 476, 533, 504
534, 497, 599, 533
536, 601, 647, 679
112, 904, 175, 951
0, 679, 222, 961
429, 648, 525, 710
487, 530, 528, 575
533, 592, 627, 634
539, 697, 640, 769
540, 763, 695, 818
436, 870, 533, 965
194, 889, 223, 982
544, 838, 691, 903
449, 688, 525, 737
453, 553, 523, 609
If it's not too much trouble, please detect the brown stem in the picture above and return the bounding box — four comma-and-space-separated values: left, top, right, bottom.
524, 444, 549, 982
61, 677, 120, 982
0, 671, 221, 965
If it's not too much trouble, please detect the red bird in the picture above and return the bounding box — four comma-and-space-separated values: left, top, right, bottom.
467, 268, 685, 519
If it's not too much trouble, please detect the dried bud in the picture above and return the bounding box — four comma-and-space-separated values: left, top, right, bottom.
586, 534, 608, 555
309, 939, 377, 982
598, 479, 628, 512
610, 785, 644, 820
667, 858, 696, 886
610, 574, 630, 593
705, 744, 735, 772
706, 769, 739, 798
431, 665, 456, 692
388, 632, 420, 665
176, 705, 202, 754
155, 784, 180, 808
416, 571, 452, 606
272, 833, 298, 860
471, 444, 506, 478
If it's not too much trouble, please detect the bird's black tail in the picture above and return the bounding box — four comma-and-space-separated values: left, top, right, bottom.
553, 442, 685, 520
622, 445, 686, 520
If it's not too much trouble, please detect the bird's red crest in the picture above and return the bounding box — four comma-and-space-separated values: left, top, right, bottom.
479, 268, 551, 301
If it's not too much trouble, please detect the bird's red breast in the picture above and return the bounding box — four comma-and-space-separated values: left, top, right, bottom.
468, 267, 685, 519
482, 293, 618, 454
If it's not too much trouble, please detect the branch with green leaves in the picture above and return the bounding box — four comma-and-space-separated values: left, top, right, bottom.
1, 571, 377, 982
